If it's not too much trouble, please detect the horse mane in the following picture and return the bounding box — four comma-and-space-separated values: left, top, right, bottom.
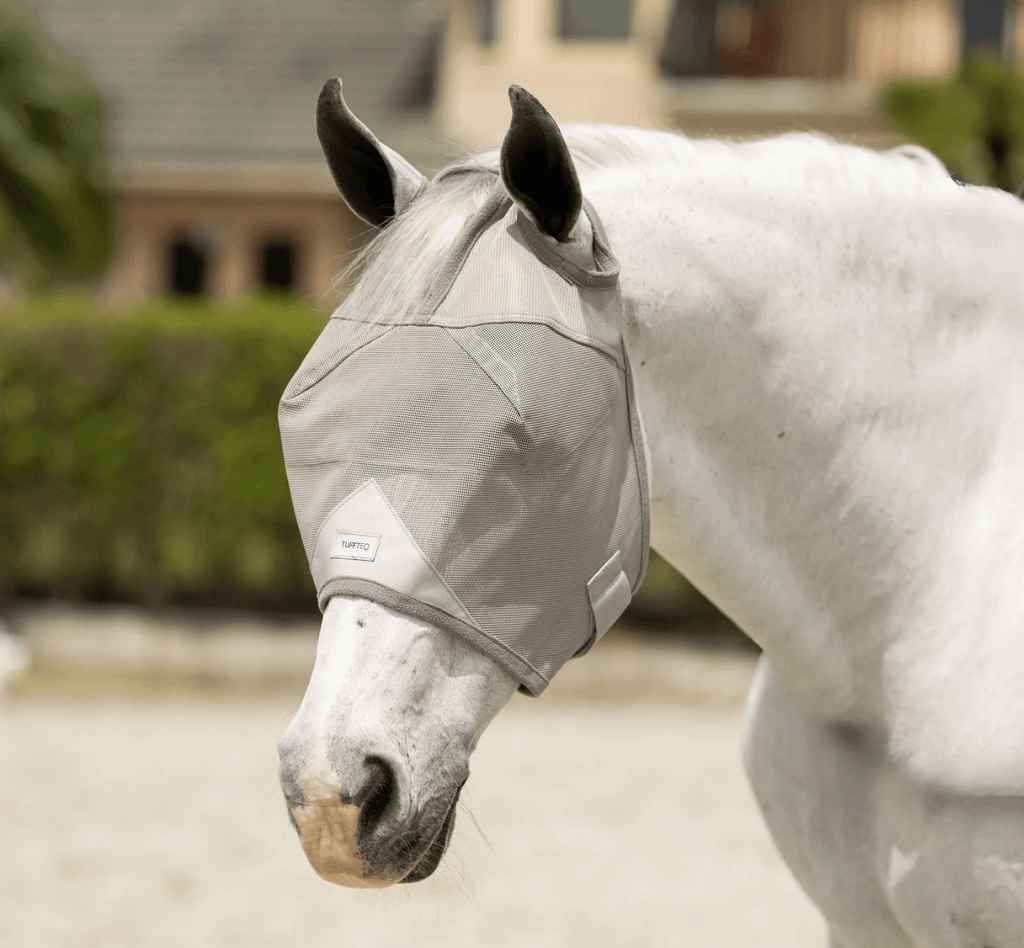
325, 123, 1008, 321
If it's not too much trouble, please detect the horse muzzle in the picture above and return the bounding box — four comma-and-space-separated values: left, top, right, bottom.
279, 740, 464, 887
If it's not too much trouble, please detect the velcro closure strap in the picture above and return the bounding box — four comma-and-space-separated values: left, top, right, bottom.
587, 551, 632, 643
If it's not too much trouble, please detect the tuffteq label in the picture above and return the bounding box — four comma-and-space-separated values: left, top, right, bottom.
330, 531, 381, 562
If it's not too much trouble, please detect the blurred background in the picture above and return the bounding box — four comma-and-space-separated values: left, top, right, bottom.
3, 0, 1024, 640
0, 2, 1022, 945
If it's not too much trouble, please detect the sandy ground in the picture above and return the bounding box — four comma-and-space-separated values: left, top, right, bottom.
0, 675, 827, 947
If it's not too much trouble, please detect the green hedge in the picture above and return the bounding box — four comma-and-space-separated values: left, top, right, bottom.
0, 295, 326, 610
881, 52, 1024, 194
0, 293, 706, 622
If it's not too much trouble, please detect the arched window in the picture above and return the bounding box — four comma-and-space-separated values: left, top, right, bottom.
168, 237, 208, 296
260, 239, 298, 292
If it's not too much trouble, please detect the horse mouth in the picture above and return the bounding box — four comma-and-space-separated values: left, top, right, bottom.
400, 783, 463, 883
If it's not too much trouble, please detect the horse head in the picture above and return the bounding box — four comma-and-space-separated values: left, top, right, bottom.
277, 79, 648, 886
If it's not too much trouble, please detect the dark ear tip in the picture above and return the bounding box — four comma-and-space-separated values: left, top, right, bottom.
316, 79, 345, 139
319, 77, 342, 106
508, 84, 540, 113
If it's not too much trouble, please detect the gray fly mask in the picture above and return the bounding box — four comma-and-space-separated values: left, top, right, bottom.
279, 179, 650, 694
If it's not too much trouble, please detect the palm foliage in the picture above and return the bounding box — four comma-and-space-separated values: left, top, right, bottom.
0, 1, 114, 287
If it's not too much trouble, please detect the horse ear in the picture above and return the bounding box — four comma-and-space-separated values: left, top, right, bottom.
500, 85, 582, 242
316, 77, 428, 228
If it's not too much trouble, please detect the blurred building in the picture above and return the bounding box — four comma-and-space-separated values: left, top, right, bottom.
22, 0, 451, 305
21, 0, 1024, 303
442, 0, 1017, 148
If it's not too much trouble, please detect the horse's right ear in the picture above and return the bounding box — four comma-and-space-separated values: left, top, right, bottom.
316, 78, 428, 228
500, 85, 581, 242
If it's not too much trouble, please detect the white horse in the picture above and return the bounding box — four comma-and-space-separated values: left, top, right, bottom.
278, 79, 1024, 945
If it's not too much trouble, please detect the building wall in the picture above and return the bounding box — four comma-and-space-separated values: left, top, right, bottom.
439, 0, 974, 155
103, 176, 362, 309
1010, 0, 1024, 59
851, 0, 959, 81
766, 0, 858, 79
723, 0, 958, 82
437, 0, 674, 150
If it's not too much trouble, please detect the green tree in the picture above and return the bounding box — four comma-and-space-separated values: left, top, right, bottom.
881, 52, 1024, 194
0, 1, 115, 288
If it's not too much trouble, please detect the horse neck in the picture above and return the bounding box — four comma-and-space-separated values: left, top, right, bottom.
582, 150, 1024, 721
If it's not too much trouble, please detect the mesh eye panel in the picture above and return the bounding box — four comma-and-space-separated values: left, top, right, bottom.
279, 181, 650, 694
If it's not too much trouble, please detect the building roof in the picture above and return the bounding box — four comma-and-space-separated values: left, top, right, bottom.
24, 0, 450, 172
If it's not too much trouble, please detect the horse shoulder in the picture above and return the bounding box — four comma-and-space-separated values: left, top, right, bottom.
883, 474, 1024, 797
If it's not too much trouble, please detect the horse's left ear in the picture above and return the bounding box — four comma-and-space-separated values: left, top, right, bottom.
500, 85, 582, 242
316, 77, 428, 227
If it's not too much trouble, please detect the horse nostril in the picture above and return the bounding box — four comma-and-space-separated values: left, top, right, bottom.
356, 755, 396, 839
